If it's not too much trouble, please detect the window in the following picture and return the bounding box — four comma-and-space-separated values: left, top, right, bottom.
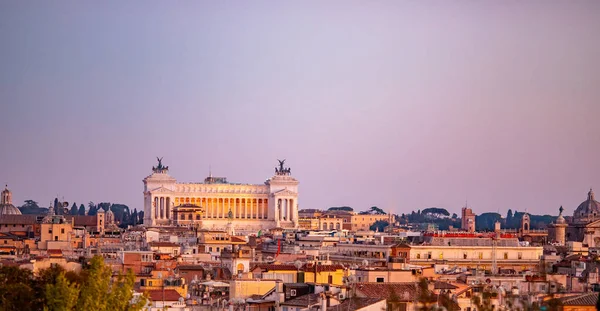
463, 252, 468, 259
503, 253, 508, 260
478, 252, 483, 259
61, 228, 65, 234
416, 253, 421, 259
149, 281, 153, 286
54, 236, 58, 241
3, 240, 6, 244
518, 252, 523, 260
209, 247, 213, 252
181, 214, 185, 220
196, 215, 200, 220
290, 289, 297, 297
427, 252, 432, 259
376, 277, 384, 283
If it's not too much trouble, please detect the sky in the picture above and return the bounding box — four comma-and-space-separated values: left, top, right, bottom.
1, 1, 599, 217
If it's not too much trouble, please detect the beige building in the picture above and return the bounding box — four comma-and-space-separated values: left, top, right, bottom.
409, 244, 543, 272
143, 159, 299, 231
351, 214, 389, 231
38, 212, 74, 250
319, 214, 344, 231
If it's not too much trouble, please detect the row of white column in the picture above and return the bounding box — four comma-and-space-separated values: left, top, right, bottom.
277, 198, 295, 221
154, 197, 171, 220
202, 198, 267, 219
153, 197, 269, 220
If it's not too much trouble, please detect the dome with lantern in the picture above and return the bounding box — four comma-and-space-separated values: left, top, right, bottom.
0, 185, 22, 216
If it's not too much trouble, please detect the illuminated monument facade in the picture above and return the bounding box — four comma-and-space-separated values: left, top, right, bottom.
142, 158, 299, 231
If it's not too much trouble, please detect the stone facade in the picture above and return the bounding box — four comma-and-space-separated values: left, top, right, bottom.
143, 159, 299, 232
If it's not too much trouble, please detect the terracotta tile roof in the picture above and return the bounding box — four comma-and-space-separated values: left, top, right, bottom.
281, 293, 320, 307
434, 281, 458, 290
0, 215, 39, 224
231, 236, 246, 243
355, 282, 417, 301
327, 298, 385, 311
146, 289, 182, 302
149, 241, 180, 247
66, 215, 97, 227
559, 292, 599, 306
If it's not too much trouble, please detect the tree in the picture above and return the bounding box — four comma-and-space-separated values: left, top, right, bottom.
451, 213, 458, 219
131, 209, 138, 226
370, 220, 389, 232
76, 256, 147, 311
87, 202, 97, 216
70, 203, 78, 215
19, 200, 48, 214
328, 206, 353, 212
370, 206, 386, 215
53, 198, 59, 213
78, 204, 86, 216
98, 202, 111, 212
416, 278, 438, 311
0, 266, 35, 311
471, 287, 495, 311
45, 272, 79, 311
138, 211, 144, 224
422, 208, 450, 217
596, 291, 600, 311
507, 209, 513, 221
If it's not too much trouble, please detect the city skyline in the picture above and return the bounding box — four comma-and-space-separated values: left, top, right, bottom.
1, 1, 599, 216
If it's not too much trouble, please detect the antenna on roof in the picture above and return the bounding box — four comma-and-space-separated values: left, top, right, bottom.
209, 165, 212, 178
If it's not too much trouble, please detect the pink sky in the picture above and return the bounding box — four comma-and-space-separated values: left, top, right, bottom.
0, 1, 599, 216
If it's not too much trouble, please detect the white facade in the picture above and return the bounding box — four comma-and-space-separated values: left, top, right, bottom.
143, 159, 299, 232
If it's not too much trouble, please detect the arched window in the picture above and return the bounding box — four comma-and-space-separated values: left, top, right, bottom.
336, 223, 340, 230
188, 214, 193, 220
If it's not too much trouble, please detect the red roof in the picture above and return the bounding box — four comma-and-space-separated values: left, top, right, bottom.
146, 289, 182, 302
355, 283, 417, 301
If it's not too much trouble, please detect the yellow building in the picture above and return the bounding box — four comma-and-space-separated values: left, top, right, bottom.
39, 214, 74, 250
140, 270, 188, 297
302, 263, 346, 286
230, 279, 278, 299
250, 263, 347, 286
351, 214, 389, 231
409, 244, 543, 272
298, 217, 320, 230
319, 214, 344, 231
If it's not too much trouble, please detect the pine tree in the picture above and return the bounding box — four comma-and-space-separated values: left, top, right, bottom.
53, 198, 60, 215
78, 204, 86, 216
70, 203, 78, 215
87, 202, 97, 216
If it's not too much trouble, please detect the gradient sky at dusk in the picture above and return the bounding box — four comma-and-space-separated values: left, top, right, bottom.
1, 1, 599, 216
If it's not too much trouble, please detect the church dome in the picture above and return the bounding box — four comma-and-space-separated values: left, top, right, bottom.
0, 204, 22, 215
573, 189, 600, 219
0, 186, 21, 215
